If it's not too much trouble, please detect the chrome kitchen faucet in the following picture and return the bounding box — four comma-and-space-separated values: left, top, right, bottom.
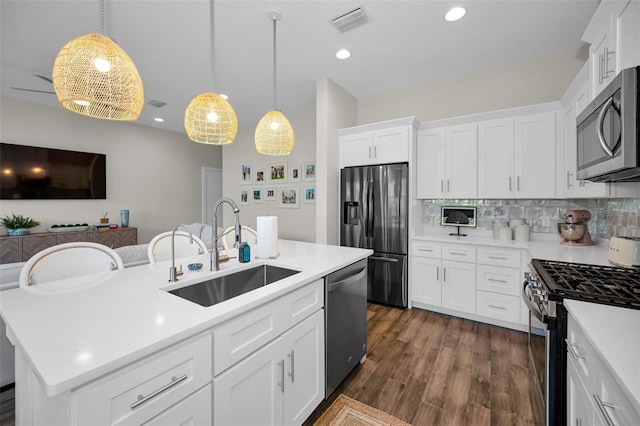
169, 224, 195, 282
212, 197, 241, 271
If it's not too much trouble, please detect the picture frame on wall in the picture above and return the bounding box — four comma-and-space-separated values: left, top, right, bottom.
269, 161, 287, 183
265, 187, 277, 201
252, 188, 263, 203
304, 161, 316, 181
278, 186, 299, 208
239, 189, 249, 205
241, 162, 253, 185
303, 186, 315, 203
289, 164, 301, 182
255, 168, 265, 184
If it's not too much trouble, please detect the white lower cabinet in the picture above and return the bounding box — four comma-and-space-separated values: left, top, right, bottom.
214, 309, 325, 426
441, 259, 476, 314
410, 256, 442, 307
567, 313, 640, 426
143, 384, 211, 426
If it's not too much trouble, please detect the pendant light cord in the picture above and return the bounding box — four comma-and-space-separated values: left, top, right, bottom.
272, 17, 277, 110
210, 0, 216, 92
99, 0, 105, 34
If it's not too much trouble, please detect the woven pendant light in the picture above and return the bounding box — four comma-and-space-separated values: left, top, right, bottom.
184, 0, 238, 145
52, 1, 143, 121
255, 10, 294, 155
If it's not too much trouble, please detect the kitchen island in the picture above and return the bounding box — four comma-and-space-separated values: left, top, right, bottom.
0, 240, 372, 425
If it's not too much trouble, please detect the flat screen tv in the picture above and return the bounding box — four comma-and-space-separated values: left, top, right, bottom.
0, 143, 106, 200
441, 206, 476, 236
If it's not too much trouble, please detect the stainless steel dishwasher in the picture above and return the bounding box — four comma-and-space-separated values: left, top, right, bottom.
325, 258, 367, 397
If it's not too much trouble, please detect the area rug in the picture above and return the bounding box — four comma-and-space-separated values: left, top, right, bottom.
314, 394, 412, 426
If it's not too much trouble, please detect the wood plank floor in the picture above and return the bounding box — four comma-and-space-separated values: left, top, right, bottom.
305, 303, 542, 426
0, 303, 541, 426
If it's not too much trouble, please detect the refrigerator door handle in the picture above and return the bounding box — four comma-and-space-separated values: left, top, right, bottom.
369, 256, 399, 263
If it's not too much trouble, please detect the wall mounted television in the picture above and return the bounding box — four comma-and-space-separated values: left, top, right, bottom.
0, 143, 106, 200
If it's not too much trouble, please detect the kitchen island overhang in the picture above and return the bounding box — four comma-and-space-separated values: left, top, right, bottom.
0, 240, 372, 398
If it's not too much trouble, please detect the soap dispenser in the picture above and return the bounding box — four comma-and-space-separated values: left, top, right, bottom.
239, 242, 251, 263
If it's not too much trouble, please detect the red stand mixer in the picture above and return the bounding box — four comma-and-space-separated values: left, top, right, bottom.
558, 210, 595, 246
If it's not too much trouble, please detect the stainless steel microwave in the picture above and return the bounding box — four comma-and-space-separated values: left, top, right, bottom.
576, 66, 640, 182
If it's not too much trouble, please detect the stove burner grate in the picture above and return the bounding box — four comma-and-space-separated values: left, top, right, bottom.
531, 259, 640, 310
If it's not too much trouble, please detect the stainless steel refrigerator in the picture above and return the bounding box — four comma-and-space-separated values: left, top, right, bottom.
340, 163, 408, 308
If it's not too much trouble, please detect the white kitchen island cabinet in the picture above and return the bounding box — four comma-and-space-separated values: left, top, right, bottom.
338, 117, 418, 169
214, 310, 324, 426
0, 240, 372, 426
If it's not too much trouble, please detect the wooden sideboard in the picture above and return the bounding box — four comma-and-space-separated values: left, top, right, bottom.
0, 227, 137, 264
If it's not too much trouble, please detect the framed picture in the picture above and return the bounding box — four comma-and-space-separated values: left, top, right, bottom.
241, 162, 253, 185
239, 189, 249, 205
265, 187, 277, 201
252, 188, 263, 203
278, 186, 299, 208
289, 164, 301, 182
304, 161, 316, 181
269, 161, 288, 183
255, 168, 265, 184
303, 186, 315, 203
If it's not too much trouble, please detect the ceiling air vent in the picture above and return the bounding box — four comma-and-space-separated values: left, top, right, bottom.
330, 5, 371, 34
147, 99, 167, 108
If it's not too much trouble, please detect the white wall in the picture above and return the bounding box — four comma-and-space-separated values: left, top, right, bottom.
357, 47, 588, 124
0, 96, 223, 243
221, 108, 317, 242
315, 78, 357, 245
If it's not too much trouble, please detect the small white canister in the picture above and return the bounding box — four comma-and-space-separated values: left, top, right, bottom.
515, 225, 531, 242
498, 226, 513, 241
493, 221, 508, 239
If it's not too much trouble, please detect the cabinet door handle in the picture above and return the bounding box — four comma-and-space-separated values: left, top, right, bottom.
447, 179, 450, 192
436, 266, 439, 281
131, 374, 187, 409
488, 304, 507, 310
418, 248, 434, 253
565, 339, 586, 360
440, 179, 444, 193
599, 53, 604, 84
593, 394, 616, 426
567, 171, 573, 189
488, 278, 507, 283
369, 146, 372, 159
287, 350, 295, 382
509, 176, 512, 191
487, 256, 508, 260
604, 47, 615, 78
278, 359, 285, 393
443, 268, 446, 282
449, 251, 466, 256
517, 176, 520, 191
374, 145, 377, 159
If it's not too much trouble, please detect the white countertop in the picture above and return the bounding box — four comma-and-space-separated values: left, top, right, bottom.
564, 299, 640, 415
0, 240, 372, 396
412, 229, 612, 266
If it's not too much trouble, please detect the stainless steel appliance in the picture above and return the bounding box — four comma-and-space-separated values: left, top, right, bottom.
325, 259, 367, 397
576, 66, 640, 182
523, 259, 640, 425
340, 163, 408, 308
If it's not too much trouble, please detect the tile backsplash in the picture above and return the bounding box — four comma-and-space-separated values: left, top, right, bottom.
419, 198, 640, 239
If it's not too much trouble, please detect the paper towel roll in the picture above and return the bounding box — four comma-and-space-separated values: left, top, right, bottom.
257, 216, 279, 259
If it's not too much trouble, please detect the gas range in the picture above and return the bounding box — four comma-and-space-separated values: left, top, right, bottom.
530, 259, 640, 310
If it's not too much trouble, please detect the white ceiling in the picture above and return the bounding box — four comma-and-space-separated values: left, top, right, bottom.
1, 0, 599, 135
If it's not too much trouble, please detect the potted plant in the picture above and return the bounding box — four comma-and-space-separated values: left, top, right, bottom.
1, 214, 40, 236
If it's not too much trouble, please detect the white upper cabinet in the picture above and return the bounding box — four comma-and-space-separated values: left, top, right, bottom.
416, 123, 477, 199
477, 111, 558, 199
583, 0, 640, 99
338, 118, 417, 168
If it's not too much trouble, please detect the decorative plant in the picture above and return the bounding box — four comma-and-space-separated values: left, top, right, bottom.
1, 214, 40, 230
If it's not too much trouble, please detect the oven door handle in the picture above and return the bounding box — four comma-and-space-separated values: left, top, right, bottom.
522, 280, 547, 324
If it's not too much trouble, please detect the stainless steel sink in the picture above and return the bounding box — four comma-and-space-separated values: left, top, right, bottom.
168, 265, 300, 307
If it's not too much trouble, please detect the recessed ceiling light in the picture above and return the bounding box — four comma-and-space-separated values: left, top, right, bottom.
154, 117, 164, 122
336, 49, 351, 60
444, 6, 466, 22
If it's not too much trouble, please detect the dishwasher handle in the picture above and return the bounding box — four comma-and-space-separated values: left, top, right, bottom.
328, 267, 366, 292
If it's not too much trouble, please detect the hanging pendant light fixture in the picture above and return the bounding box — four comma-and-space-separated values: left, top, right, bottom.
184, 0, 238, 145
52, 0, 143, 121
255, 10, 294, 155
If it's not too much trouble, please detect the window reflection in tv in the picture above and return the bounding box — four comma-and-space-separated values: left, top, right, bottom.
0, 143, 106, 200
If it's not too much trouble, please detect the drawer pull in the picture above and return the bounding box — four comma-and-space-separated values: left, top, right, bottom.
487, 278, 507, 283
288, 350, 295, 382
418, 248, 434, 252
131, 374, 187, 409
488, 304, 507, 310
488, 256, 508, 260
449, 252, 466, 256
565, 339, 587, 360
593, 394, 616, 426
